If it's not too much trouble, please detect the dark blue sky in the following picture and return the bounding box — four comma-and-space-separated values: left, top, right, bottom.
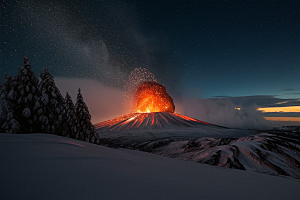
1, 0, 299, 99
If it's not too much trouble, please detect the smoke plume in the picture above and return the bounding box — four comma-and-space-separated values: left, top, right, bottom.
174, 97, 274, 130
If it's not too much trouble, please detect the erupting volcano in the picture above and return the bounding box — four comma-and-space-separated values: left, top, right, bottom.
93, 68, 300, 180
134, 81, 175, 113
94, 68, 256, 147
95, 69, 214, 133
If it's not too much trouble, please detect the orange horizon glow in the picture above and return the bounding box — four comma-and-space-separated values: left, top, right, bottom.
257, 106, 300, 113
264, 117, 300, 122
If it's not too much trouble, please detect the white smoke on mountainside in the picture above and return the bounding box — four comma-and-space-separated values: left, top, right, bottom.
175, 97, 273, 130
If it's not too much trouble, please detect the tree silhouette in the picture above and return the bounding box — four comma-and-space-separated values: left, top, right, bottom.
1, 57, 98, 144
1, 57, 40, 133
0, 75, 20, 133
38, 67, 66, 135
65, 92, 77, 138
75, 88, 98, 143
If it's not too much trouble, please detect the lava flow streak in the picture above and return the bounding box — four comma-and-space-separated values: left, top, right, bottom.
94, 112, 210, 131
133, 81, 175, 113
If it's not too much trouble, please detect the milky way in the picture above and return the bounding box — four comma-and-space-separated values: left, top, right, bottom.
2, 0, 299, 99
1, 0, 166, 88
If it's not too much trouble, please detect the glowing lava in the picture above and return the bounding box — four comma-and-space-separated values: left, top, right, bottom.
133, 81, 175, 113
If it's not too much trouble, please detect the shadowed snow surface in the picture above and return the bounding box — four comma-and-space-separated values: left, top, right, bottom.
1, 133, 300, 200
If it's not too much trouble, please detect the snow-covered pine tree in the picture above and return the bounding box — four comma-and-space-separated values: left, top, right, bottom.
38, 67, 66, 135
0, 75, 20, 133
64, 92, 77, 138
75, 88, 98, 143
12, 57, 40, 133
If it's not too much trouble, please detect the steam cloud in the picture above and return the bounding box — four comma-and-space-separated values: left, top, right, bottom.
175, 97, 274, 130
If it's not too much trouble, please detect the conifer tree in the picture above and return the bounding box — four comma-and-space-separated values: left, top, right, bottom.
38, 67, 66, 135
75, 88, 98, 143
0, 75, 20, 133
13, 57, 41, 133
64, 92, 77, 138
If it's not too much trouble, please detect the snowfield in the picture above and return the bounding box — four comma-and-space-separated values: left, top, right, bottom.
95, 112, 300, 178
1, 133, 300, 200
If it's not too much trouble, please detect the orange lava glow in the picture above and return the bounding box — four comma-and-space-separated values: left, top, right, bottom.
172, 113, 210, 124
264, 117, 300, 122
133, 81, 175, 113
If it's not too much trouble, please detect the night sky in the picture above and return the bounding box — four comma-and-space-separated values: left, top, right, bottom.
1, 0, 299, 127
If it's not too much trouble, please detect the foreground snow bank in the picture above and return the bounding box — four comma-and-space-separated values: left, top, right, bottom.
1, 133, 299, 200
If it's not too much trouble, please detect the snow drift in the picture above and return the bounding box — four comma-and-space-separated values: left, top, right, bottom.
1, 133, 300, 200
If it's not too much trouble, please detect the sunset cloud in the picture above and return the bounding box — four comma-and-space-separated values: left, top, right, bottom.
257, 106, 300, 113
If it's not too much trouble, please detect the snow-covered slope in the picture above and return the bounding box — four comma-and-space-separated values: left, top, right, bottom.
1, 133, 300, 200
94, 112, 300, 178
95, 112, 256, 142
151, 131, 300, 178
95, 112, 211, 130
